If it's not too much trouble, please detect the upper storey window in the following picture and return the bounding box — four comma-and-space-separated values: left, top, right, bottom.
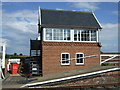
45, 28, 70, 41
91, 30, 97, 41
64, 29, 70, 40
81, 30, 90, 41
74, 29, 97, 41
44, 28, 98, 42
46, 28, 52, 40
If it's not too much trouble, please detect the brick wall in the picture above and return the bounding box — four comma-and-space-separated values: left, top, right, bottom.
42, 42, 101, 75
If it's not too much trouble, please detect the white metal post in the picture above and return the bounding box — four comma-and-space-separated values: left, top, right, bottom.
43, 28, 46, 41
89, 30, 91, 41
80, 30, 81, 41
71, 29, 74, 42
2, 44, 6, 69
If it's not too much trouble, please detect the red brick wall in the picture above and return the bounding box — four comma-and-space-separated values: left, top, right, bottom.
42, 42, 101, 75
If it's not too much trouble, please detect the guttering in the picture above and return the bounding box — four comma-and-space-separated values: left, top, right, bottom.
21, 67, 120, 88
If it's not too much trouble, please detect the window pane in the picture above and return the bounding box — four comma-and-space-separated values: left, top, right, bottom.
86, 31, 89, 41
81, 30, 90, 41
77, 54, 79, 58
78, 33, 80, 41
77, 59, 79, 63
62, 54, 65, 59
80, 54, 83, 57
31, 50, 37, 56
74, 30, 81, 41
80, 59, 83, 63
64, 29, 70, 40
62, 61, 66, 63
66, 54, 69, 59
60, 29, 63, 40
37, 50, 40, 56
91, 30, 96, 41
53, 29, 63, 40
46, 28, 52, 40
66, 61, 69, 63
53, 29, 57, 40
81, 30, 85, 41
67, 30, 70, 40
74, 30, 77, 41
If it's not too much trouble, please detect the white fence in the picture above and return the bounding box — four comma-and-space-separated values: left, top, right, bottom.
100, 53, 120, 65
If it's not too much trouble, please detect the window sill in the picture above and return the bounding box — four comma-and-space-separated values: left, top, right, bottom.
43, 40, 97, 43
75, 63, 84, 66
61, 64, 70, 66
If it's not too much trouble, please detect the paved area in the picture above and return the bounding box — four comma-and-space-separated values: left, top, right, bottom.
2, 74, 37, 89
2, 65, 118, 88
26, 66, 118, 84
2, 75, 27, 88
2, 74, 37, 88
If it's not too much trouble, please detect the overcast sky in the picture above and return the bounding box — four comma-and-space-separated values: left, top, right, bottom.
1, 2, 118, 55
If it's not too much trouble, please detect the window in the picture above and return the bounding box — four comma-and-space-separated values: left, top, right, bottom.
46, 28, 52, 40
45, 28, 71, 41
91, 30, 97, 41
64, 29, 70, 40
76, 53, 84, 65
74, 30, 77, 41
44, 28, 98, 42
37, 50, 41, 56
31, 50, 36, 56
61, 53, 70, 65
74, 29, 97, 42
53, 29, 63, 40
31, 50, 40, 56
81, 30, 89, 41
74, 30, 81, 41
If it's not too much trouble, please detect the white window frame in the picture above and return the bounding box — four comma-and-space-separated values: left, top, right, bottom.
96, 30, 99, 42
89, 30, 91, 41
73, 30, 97, 42
43, 28, 99, 42
61, 53, 70, 65
76, 53, 84, 65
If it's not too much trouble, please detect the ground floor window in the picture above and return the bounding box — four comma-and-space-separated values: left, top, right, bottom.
76, 53, 84, 65
31, 50, 40, 56
61, 53, 70, 65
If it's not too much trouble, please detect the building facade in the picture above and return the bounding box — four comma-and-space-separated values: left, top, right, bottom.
31, 9, 102, 76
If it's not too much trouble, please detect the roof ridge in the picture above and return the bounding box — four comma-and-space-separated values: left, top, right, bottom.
41, 8, 92, 14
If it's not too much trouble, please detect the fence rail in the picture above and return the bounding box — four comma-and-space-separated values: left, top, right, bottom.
100, 54, 120, 65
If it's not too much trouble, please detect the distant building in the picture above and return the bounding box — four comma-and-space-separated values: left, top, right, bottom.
30, 8, 102, 76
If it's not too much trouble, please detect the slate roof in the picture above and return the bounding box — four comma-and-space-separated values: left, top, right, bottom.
40, 9, 102, 29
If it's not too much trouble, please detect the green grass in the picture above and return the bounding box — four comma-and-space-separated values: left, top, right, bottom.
5, 54, 29, 59
101, 63, 114, 66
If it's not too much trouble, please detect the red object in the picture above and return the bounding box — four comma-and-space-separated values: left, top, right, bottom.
11, 64, 18, 74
